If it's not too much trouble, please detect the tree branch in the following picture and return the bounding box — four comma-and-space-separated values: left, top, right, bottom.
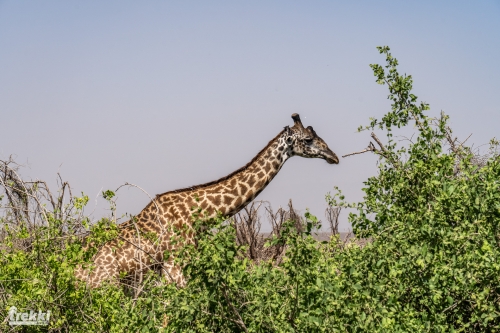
342, 142, 377, 158
371, 132, 388, 153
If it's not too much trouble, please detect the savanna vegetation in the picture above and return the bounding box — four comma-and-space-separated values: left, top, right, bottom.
1, 47, 500, 332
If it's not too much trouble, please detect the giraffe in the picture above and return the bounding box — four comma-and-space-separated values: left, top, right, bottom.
75, 113, 339, 287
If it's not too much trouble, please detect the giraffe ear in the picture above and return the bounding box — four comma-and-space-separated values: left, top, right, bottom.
291, 113, 304, 129
307, 126, 317, 137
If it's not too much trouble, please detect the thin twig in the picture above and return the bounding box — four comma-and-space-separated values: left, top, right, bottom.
131, 216, 144, 299
220, 282, 249, 333
457, 133, 473, 150
116, 182, 167, 239
342, 142, 377, 158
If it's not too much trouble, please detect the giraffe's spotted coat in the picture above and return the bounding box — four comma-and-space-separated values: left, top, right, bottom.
75, 113, 339, 287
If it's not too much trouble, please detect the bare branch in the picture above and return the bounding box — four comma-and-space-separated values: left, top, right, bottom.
371, 132, 388, 153
325, 206, 341, 235
342, 142, 377, 158
115, 182, 168, 250
457, 133, 473, 150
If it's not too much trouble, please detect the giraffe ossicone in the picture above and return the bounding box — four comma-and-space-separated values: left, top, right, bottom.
75, 113, 339, 287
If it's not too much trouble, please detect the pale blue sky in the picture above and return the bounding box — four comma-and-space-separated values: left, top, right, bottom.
1, 1, 499, 230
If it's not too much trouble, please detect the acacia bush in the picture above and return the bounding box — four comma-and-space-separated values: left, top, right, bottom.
1, 46, 499, 332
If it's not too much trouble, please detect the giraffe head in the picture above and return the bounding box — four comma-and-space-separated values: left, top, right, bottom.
284, 113, 339, 164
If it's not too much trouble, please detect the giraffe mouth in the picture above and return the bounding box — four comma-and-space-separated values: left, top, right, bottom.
323, 149, 339, 164
326, 156, 339, 164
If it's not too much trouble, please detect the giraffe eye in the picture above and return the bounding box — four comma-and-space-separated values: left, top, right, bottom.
305, 137, 313, 144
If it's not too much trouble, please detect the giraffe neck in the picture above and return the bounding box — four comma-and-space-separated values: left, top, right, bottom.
160, 130, 292, 218
219, 130, 291, 216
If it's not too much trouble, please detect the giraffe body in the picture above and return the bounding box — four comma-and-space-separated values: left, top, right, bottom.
75, 114, 339, 287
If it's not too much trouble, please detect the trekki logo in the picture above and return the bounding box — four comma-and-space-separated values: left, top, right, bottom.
8, 306, 51, 326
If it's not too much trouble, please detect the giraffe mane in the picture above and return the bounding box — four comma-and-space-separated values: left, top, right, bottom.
156, 129, 286, 197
